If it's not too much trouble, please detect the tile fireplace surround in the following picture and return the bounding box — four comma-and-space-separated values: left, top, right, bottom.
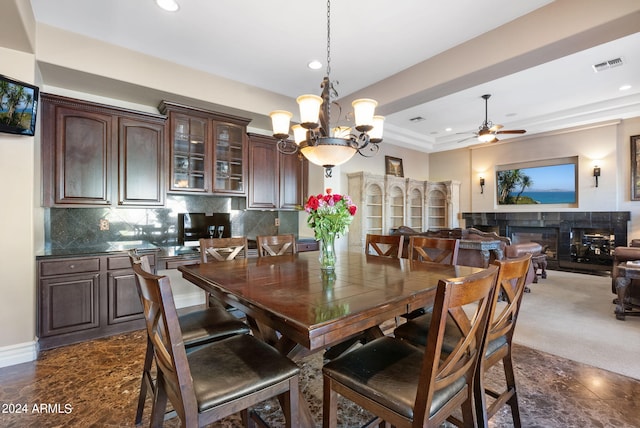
462, 211, 630, 272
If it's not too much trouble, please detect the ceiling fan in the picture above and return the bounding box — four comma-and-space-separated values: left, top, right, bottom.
458, 94, 526, 143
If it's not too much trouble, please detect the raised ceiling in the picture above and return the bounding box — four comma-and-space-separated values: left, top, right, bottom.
29, 0, 640, 152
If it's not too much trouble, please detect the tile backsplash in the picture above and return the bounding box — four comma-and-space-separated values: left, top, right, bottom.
46, 195, 300, 249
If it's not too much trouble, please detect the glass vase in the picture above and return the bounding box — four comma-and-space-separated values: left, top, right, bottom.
319, 232, 337, 271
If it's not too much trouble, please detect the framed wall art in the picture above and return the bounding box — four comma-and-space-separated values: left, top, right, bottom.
385, 156, 404, 177
631, 135, 640, 200
0, 74, 39, 136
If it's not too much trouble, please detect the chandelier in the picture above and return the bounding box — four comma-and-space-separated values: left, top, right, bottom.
269, 0, 384, 177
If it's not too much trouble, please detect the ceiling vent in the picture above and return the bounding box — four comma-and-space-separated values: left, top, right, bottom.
592, 57, 624, 72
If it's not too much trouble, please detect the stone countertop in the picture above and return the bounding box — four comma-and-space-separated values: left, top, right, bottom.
37, 237, 319, 259
36, 241, 159, 259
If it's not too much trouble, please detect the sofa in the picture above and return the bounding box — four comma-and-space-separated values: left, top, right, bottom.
390, 226, 539, 285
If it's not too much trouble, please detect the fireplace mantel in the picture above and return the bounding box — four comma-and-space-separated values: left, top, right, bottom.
462, 211, 630, 272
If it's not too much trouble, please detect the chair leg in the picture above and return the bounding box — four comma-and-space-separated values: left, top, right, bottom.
135, 336, 155, 425
460, 393, 476, 428
503, 353, 522, 428
150, 372, 169, 428
287, 376, 300, 428
323, 376, 338, 428
474, 363, 489, 428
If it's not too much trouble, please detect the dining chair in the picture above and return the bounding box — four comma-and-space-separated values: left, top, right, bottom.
365, 233, 404, 258
408, 235, 460, 264
199, 237, 249, 311
199, 237, 248, 262
128, 252, 250, 425
402, 236, 461, 320
131, 255, 300, 427
256, 234, 297, 257
394, 255, 532, 427
322, 265, 499, 428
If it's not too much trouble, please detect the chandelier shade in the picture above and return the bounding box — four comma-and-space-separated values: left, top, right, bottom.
269, 0, 383, 177
299, 138, 357, 167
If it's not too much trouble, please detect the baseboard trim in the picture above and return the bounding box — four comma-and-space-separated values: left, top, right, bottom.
0, 340, 38, 368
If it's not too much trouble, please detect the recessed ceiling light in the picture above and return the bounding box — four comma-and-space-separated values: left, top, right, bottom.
308, 60, 322, 70
620, 84, 632, 91
445, 127, 452, 132
156, 0, 179, 12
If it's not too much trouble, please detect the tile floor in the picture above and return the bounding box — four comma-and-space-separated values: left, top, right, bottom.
1, 329, 639, 427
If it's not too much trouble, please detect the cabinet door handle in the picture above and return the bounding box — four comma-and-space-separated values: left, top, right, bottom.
69, 264, 75, 269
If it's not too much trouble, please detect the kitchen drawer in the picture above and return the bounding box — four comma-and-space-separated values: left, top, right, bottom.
107, 253, 156, 270
40, 257, 101, 276
161, 258, 200, 270
297, 241, 319, 252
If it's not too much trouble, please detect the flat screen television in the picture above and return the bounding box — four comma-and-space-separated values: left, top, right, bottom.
496, 157, 578, 205
0, 74, 39, 136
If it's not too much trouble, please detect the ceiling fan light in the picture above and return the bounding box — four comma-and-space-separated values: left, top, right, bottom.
477, 128, 494, 142
297, 94, 323, 128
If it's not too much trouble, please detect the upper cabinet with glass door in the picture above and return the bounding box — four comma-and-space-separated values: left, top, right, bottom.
171, 113, 207, 192
213, 122, 246, 194
160, 101, 251, 196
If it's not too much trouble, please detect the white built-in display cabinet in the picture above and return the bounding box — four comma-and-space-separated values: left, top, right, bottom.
347, 172, 460, 252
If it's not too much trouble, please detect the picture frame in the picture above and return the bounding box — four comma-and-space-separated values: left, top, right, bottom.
631, 135, 640, 200
385, 156, 404, 177
0, 74, 39, 136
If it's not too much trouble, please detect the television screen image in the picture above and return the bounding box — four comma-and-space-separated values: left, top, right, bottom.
496, 161, 577, 205
0, 75, 39, 136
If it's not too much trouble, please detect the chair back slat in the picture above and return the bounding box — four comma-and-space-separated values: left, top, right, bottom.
365, 234, 404, 259
257, 234, 297, 257
413, 265, 499, 425
408, 236, 460, 265
199, 237, 248, 262
488, 255, 532, 343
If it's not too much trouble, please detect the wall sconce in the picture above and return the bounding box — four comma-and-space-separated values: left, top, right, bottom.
593, 166, 601, 187
480, 177, 485, 194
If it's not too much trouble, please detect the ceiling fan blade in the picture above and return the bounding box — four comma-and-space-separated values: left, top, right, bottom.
489, 124, 503, 132
496, 129, 526, 134
457, 136, 477, 143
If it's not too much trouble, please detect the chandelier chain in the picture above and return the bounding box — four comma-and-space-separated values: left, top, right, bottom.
326, 0, 331, 80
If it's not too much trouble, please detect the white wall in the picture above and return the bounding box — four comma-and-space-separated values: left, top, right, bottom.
430, 119, 640, 237
0, 46, 38, 365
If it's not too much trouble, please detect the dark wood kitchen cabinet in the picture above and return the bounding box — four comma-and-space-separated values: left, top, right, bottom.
37, 251, 157, 350
159, 101, 250, 196
117, 117, 165, 206
41, 94, 165, 207
247, 133, 308, 210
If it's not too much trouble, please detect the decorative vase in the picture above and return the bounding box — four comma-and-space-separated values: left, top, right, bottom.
319, 232, 337, 271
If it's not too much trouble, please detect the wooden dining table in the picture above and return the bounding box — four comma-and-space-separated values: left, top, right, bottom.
179, 251, 483, 425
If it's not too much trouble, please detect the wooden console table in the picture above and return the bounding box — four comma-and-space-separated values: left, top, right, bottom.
614, 263, 640, 320
458, 239, 504, 268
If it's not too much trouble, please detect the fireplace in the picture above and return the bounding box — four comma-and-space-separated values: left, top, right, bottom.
462, 211, 629, 273
569, 228, 615, 267
508, 226, 558, 261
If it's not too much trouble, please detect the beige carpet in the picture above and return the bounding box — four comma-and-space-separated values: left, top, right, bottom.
514, 269, 640, 380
